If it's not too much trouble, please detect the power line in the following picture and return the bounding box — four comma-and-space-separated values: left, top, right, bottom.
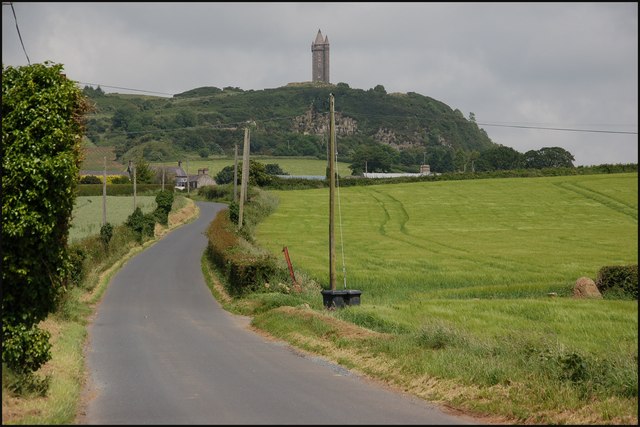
476, 122, 637, 135
77, 81, 174, 97
8, 2, 30, 65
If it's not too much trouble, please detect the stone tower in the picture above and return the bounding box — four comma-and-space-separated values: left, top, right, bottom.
311, 29, 330, 83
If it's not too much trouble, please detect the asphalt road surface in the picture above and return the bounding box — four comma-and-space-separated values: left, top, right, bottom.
79, 201, 479, 425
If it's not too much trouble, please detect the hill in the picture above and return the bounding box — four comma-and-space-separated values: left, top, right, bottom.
82, 82, 496, 174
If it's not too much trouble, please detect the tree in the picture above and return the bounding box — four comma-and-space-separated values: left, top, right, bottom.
134, 157, 154, 183
476, 145, 524, 171
524, 147, 575, 169
349, 143, 397, 175
2, 62, 90, 377
111, 105, 138, 131
425, 146, 455, 173
216, 165, 236, 185
215, 160, 272, 186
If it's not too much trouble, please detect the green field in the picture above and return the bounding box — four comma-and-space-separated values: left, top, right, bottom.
252, 172, 638, 422
257, 173, 638, 301
69, 196, 157, 243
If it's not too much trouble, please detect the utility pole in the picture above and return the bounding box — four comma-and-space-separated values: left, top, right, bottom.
186, 159, 190, 195
162, 166, 165, 191
102, 156, 107, 226
238, 127, 250, 227
133, 164, 137, 210
233, 144, 238, 202
328, 93, 336, 291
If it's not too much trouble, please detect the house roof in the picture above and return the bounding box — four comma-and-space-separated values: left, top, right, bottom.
152, 165, 187, 177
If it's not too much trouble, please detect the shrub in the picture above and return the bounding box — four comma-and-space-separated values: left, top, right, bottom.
80, 175, 102, 184
205, 208, 285, 296
198, 184, 234, 202
125, 207, 156, 242
155, 190, 174, 214
2, 323, 51, 375
228, 201, 240, 225
595, 264, 638, 299
100, 222, 114, 249
227, 255, 280, 295
111, 176, 131, 184
153, 190, 174, 226
67, 246, 87, 287
2, 62, 89, 377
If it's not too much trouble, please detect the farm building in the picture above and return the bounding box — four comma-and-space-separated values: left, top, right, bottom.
152, 161, 216, 190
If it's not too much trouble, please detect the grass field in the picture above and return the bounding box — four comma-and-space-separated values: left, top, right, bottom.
69, 196, 157, 242
257, 173, 638, 302
252, 172, 638, 422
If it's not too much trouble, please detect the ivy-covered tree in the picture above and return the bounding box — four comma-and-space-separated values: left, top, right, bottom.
2, 62, 90, 377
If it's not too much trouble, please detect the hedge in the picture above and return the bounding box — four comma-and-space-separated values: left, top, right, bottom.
76, 184, 165, 196
595, 264, 638, 300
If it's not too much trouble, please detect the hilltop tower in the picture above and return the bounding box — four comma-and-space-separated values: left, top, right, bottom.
311, 29, 330, 83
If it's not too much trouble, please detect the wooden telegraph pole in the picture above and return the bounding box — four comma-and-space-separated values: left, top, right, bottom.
133, 163, 137, 210
328, 94, 337, 291
102, 156, 107, 226
233, 144, 239, 202
238, 127, 250, 227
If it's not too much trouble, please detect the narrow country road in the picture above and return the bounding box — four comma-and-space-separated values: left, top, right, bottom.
78, 201, 478, 425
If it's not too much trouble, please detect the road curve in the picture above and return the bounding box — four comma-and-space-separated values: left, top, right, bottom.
79, 201, 478, 425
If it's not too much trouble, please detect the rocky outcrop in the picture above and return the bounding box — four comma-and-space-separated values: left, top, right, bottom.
292, 106, 357, 137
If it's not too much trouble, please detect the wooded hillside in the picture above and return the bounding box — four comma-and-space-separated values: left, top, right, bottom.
82, 82, 496, 174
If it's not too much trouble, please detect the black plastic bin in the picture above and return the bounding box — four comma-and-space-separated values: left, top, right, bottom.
321, 289, 362, 309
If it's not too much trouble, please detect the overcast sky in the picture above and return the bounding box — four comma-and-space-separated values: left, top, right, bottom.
3, 2, 638, 166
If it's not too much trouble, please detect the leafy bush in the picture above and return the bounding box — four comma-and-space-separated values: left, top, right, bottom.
125, 207, 156, 242
67, 246, 87, 286
80, 175, 102, 184
153, 190, 174, 225
205, 207, 286, 296
100, 222, 114, 248
595, 264, 638, 299
2, 323, 51, 375
2, 62, 89, 377
227, 255, 280, 295
228, 201, 240, 225
198, 183, 234, 202
155, 190, 174, 214
111, 175, 131, 184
